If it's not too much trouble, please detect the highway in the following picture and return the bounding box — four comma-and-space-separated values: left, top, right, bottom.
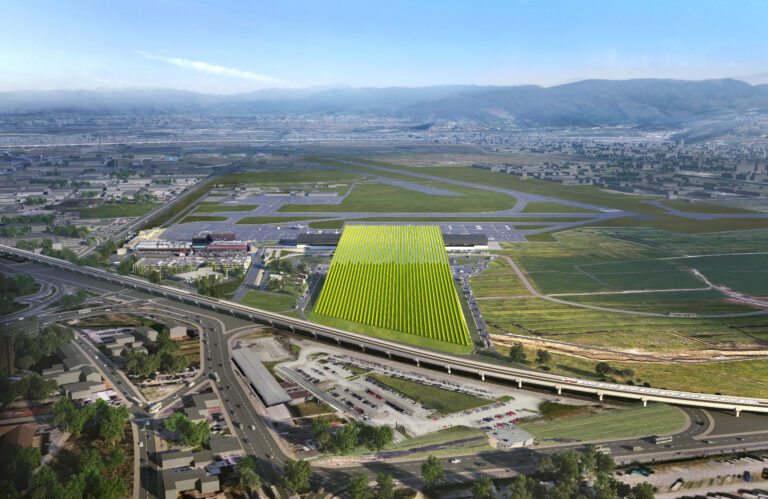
3, 243, 767, 415
7, 260, 768, 496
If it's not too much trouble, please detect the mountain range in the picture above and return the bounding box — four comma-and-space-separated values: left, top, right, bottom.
2, 78, 768, 129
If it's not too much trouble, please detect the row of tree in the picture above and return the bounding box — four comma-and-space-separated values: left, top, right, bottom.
164, 412, 211, 447
0, 372, 58, 404
0, 225, 31, 237
312, 417, 395, 455
48, 224, 89, 238
14, 324, 75, 371
53, 397, 131, 445
123, 328, 189, 378
25, 440, 126, 499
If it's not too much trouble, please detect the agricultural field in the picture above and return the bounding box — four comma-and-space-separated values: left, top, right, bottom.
314, 225, 471, 348
479, 296, 768, 348
469, 258, 530, 297
519, 404, 686, 443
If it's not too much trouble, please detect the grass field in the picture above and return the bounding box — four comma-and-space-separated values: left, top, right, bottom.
502, 341, 768, 397
594, 228, 768, 255
240, 290, 297, 311
369, 374, 497, 416
236, 216, 327, 225
520, 202, 598, 214
72, 203, 160, 218
280, 181, 517, 213
307, 217, 590, 230
586, 215, 768, 233
469, 258, 530, 297
519, 404, 686, 442
179, 215, 228, 223
194, 204, 259, 212
684, 254, 768, 295
565, 290, 757, 315
315, 225, 471, 347
214, 169, 365, 186
480, 296, 768, 349
346, 426, 491, 458
661, 200, 759, 214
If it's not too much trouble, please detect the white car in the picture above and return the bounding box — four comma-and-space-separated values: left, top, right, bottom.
449, 459, 461, 464
138, 442, 144, 448
249, 425, 256, 430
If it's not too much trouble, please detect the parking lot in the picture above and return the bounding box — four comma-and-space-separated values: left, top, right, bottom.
281, 349, 549, 437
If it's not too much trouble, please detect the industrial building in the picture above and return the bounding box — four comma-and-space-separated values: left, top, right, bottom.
231, 348, 291, 406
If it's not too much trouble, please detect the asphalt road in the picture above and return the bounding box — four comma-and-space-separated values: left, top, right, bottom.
8, 260, 768, 496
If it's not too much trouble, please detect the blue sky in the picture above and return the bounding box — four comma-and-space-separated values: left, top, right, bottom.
2, 0, 767, 93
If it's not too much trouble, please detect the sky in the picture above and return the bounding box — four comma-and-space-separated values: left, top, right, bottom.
2, 0, 767, 94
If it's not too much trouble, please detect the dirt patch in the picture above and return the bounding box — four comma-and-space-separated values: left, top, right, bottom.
491, 334, 768, 363
233, 335, 293, 362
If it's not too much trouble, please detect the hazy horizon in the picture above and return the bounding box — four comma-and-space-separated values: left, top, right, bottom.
3, 0, 768, 94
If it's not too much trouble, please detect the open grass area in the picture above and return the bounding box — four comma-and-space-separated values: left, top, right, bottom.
240, 290, 297, 312
315, 226, 471, 346
194, 204, 259, 212
519, 404, 686, 442
179, 215, 228, 223
308, 216, 589, 230
346, 425, 490, 457
520, 202, 598, 214
594, 228, 768, 255
71, 203, 160, 218
586, 215, 768, 234
214, 169, 365, 186
369, 374, 497, 416
565, 290, 757, 315
236, 216, 327, 225
493, 341, 768, 398
289, 400, 335, 418
684, 253, 768, 295
179, 337, 200, 366
280, 180, 517, 213
320, 157, 666, 215
481, 296, 768, 349
469, 258, 530, 297
661, 200, 759, 214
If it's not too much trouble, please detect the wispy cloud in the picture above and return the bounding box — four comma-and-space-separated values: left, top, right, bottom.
138, 51, 291, 87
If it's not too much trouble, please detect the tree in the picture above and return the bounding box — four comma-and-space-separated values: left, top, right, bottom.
595, 362, 611, 376
472, 476, 494, 499
595, 451, 616, 474
283, 459, 312, 492
632, 481, 655, 499
374, 473, 395, 499
348, 472, 371, 499
508, 475, 530, 499
26, 373, 58, 400
580, 445, 597, 477
536, 455, 556, 479
0, 479, 18, 499
238, 467, 262, 494
535, 349, 552, 366
421, 455, 445, 490
107, 447, 125, 470
99, 405, 130, 444
79, 448, 103, 472
508, 342, 526, 363
28, 465, 59, 499
311, 416, 331, 451
330, 423, 358, 455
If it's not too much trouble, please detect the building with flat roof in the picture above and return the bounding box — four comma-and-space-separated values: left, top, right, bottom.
64, 381, 106, 399
486, 426, 534, 449
166, 320, 187, 339
161, 469, 219, 499
184, 391, 220, 422
443, 233, 489, 251
296, 232, 341, 250
231, 348, 291, 407
208, 435, 242, 458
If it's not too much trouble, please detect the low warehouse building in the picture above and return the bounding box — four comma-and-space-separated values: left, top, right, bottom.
231, 348, 291, 406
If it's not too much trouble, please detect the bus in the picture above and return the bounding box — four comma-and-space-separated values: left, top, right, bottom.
653, 435, 673, 445
147, 402, 163, 414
